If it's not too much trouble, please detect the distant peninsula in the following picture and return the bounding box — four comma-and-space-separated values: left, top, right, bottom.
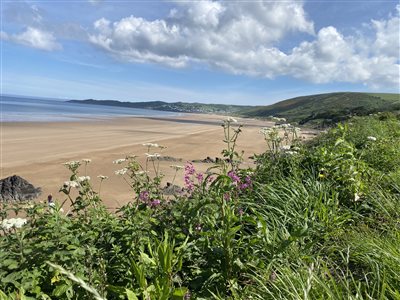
68, 99, 252, 115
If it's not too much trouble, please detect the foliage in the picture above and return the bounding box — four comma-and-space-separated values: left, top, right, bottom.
1, 115, 400, 299
240, 92, 400, 126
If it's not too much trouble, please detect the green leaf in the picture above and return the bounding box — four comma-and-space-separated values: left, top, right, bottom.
172, 287, 188, 300
126, 289, 138, 300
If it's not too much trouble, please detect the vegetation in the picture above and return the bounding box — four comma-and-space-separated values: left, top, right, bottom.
240, 92, 400, 126
68, 99, 252, 115
1, 114, 400, 299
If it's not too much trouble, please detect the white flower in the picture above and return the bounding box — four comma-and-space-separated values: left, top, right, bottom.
135, 171, 148, 175
170, 165, 184, 170
115, 168, 128, 175
225, 117, 238, 123
286, 151, 298, 155
63, 181, 79, 188
63, 161, 81, 168
354, 193, 361, 202
367, 136, 377, 141
281, 145, 291, 151
143, 143, 160, 148
97, 175, 108, 180
113, 158, 126, 164
77, 176, 90, 182
145, 153, 161, 158
2, 218, 27, 230
82, 158, 92, 163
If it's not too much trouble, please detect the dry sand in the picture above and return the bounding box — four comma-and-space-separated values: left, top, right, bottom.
1, 114, 276, 209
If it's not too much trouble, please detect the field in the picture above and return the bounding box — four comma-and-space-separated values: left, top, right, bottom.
1, 113, 400, 299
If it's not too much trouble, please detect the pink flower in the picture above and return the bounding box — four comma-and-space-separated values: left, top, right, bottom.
150, 199, 161, 207
196, 172, 204, 183
185, 162, 196, 175
139, 191, 149, 201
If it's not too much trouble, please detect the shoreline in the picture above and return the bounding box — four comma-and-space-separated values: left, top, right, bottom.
1, 114, 274, 208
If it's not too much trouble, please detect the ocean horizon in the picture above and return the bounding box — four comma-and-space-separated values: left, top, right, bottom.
0, 95, 179, 122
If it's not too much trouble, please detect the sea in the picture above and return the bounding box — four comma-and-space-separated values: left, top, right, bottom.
0, 95, 178, 122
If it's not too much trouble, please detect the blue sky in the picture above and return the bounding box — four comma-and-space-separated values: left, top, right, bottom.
1, 0, 399, 105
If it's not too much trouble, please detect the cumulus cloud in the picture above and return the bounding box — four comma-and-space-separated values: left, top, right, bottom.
3, 27, 62, 51
88, 1, 398, 88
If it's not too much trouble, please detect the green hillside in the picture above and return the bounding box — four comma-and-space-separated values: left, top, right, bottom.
240, 92, 400, 126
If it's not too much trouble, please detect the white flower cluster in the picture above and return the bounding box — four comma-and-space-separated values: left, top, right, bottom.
115, 168, 128, 176
135, 171, 148, 175
143, 143, 163, 148
97, 175, 108, 180
113, 158, 126, 164
224, 117, 238, 123
145, 153, 161, 158
270, 116, 287, 122
63, 181, 79, 188
2, 218, 27, 230
63, 161, 81, 168
77, 176, 90, 182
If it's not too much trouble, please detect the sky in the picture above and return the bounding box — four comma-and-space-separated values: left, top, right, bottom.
1, 0, 399, 105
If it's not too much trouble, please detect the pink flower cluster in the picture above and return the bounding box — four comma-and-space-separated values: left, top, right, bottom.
228, 171, 253, 191
138, 190, 161, 208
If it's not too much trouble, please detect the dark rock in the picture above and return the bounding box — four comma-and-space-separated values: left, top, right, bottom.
149, 156, 182, 162
0, 175, 42, 202
192, 156, 216, 163
162, 182, 183, 195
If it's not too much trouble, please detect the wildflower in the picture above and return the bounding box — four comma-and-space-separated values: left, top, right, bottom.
184, 163, 196, 175
194, 224, 202, 231
77, 176, 90, 182
280, 145, 291, 151
115, 168, 128, 176
113, 158, 126, 164
354, 193, 361, 202
143, 143, 160, 148
63, 161, 81, 171
145, 153, 161, 158
225, 116, 238, 123
286, 151, 298, 155
170, 165, 184, 171
150, 199, 161, 207
196, 172, 204, 183
135, 171, 148, 175
228, 170, 240, 184
238, 208, 244, 216
367, 136, 377, 141
2, 218, 27, 230
82, 158, 91, 163
97, 175, 108, 180
139, 191, 149, 201
63, 181, 79, 188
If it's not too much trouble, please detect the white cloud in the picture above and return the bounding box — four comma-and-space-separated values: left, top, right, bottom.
5, 27, 62, 51
89, 2, 397, 88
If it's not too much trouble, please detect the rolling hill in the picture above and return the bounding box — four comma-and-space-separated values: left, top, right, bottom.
239, 92, 400, 126
68, 99, 251, 115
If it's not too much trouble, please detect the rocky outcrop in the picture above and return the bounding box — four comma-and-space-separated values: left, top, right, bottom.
0, 175, 42, 202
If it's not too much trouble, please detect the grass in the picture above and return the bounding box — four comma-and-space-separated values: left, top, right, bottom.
1, 114, 400, 299
239, 92, 400, 126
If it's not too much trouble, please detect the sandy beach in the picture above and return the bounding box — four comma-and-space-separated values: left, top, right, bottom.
1, 114, 281, 209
